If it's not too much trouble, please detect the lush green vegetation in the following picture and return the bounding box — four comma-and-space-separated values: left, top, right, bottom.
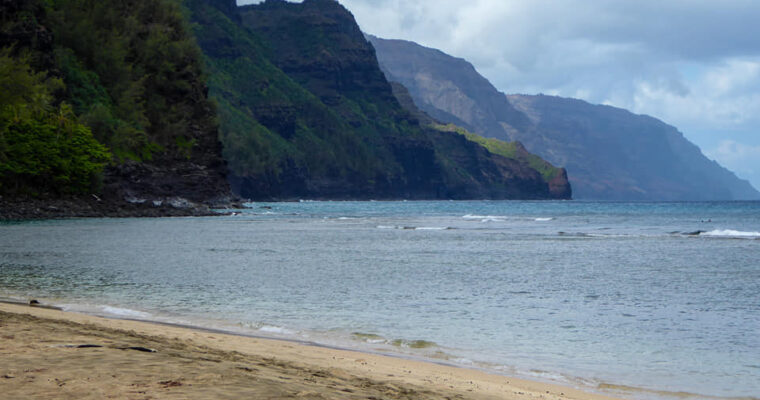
45, 0, 215, 162
0, 51, 110, 195
1, 0, 221, 196
433, 123, 562, 181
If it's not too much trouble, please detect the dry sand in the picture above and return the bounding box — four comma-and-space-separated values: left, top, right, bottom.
0, 302, 621, 400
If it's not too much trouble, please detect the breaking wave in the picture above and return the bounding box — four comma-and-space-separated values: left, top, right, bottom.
700, 229, 760, 238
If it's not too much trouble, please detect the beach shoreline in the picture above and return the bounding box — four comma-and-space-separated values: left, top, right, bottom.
0, 301, 620, 400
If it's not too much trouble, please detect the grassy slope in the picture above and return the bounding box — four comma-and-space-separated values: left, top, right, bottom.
433, 123, 562, 182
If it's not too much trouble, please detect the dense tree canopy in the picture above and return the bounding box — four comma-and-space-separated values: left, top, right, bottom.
0, 0, 222, 197
0, 51, 110, 195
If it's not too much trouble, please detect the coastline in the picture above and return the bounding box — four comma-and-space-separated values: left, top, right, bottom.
0, 196, 242, 221
0, 302, 620, 400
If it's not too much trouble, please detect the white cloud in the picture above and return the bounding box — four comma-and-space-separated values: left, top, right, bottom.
708, 140, 760, 167
706, 140, 760, 188
627, 58, 760, 132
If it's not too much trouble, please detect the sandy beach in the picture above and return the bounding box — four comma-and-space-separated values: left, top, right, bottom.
0, 302, 621, 400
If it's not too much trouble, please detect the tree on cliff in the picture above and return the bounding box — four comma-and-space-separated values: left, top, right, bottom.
0, 50, 110, 195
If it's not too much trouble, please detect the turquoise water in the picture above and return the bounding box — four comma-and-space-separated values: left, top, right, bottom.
1, 201, 758, 399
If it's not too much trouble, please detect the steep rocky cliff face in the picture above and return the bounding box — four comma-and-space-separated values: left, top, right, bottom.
369, 35, 531, 141
188, 0, 568, 200
371, 35, 759, 200
241, 0, 398, 110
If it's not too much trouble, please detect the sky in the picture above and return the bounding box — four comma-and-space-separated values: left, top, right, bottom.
239, 0, 760, 190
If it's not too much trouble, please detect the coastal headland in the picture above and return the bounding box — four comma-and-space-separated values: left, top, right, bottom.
0, 302, 618, 400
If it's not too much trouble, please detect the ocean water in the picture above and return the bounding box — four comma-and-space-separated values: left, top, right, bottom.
1, 201, 758, 399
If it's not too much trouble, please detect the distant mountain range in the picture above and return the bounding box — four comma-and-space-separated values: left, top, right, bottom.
369, 35, 760, 201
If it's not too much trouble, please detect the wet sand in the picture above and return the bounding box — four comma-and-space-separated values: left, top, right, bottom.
0, 302, 620, 400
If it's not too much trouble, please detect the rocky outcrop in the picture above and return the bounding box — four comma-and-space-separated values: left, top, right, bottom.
103, 159, 229, 206
548, 168, 572, 200
0, 194, 231, 220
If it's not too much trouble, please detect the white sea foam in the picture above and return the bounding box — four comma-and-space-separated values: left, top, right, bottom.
462, 214, 507, 220
700, 229, 760, 238
534, 217, 554, 222
258, 325, 295, 335
100, 306, 152, 318
449, 357, 475, 366
462, 214, 510, 223
414, 227, 449, 231
521, 368, 575, 385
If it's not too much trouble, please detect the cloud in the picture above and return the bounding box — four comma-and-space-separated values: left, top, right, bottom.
628, 58, 760, 131
708, 140, 760, 168
337, 1, 760, 110
341, 0, 760, 61
705, 140, 760, 188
